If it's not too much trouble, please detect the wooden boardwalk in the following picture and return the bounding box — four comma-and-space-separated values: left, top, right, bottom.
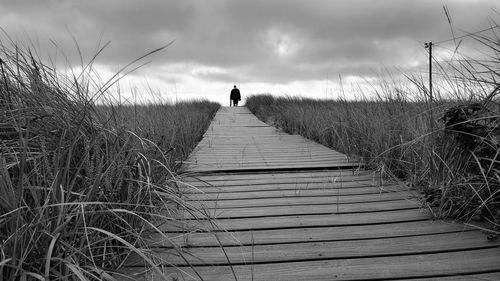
122, 107, 500, 280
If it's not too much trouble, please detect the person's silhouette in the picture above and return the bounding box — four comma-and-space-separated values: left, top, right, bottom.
230, 85, 241, 106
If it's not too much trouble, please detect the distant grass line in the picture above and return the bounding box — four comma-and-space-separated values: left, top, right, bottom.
246, 27, 499, 230
0, 42, 219, 280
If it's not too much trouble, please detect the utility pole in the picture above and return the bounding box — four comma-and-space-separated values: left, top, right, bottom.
424, 42, 433, 102
424, 41, 434, 177
424, 41, 434, 131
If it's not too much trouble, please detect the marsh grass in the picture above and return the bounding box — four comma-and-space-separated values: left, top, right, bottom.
0, 40, 219, 280
246, 25, 499, 231
100, 101, 219, 173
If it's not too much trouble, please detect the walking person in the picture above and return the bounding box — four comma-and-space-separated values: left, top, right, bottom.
230, 85, 241, 106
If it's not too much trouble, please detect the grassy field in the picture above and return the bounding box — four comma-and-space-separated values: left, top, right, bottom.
0, 44, 219, 279
246, 33, 499, 231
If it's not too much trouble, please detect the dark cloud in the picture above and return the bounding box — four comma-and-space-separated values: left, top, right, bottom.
0, 0, 497, 87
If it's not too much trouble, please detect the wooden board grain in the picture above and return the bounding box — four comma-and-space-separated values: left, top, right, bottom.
179, 182, 400, 196
174, 199, 420, 220
146, 220, 472, 247
181, 169, 373, 181
160, 208, 431, 232
119, 248, 500, 281
181, 174, 375, 186
186, 191, 410, 208
181, 187, 403, 200
125, 231, 499, 266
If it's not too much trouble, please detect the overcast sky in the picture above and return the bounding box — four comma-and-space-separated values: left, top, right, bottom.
0, 0, 498, 104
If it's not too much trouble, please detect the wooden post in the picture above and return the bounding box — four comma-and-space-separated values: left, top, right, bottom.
427, 42, 433, 103
424, 42, 433, 101
425, 42, 434, 176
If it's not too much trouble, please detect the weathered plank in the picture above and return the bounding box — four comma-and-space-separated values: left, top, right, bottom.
125, 231, 499, 266
175, 199, 420, 220
190, 194, 412, 209
160, 208, 431, 232
181, 173, 375, 186
179, 182, 398, 195
393, 272, 500, 280
145, 220, 471, 247
120, 248, 500, 281
186, 191, 410, 207
181, 186, 405, 200
182, 170, 372, 181
184, 162, 362, 173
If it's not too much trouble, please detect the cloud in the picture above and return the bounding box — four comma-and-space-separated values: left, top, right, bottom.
0, 0, 498, 98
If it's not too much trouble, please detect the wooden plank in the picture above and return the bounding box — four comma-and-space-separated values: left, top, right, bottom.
114, 272, 500, 281
191, 147, 333, 150
181, 183, 380, 193
180, 179, 383, 188
184, 189, 409, 201
187, 162, 357, 169
188, 158, 352, 164
119, 248, 500, 281
188, 155, 347, 161
184, 163, 362, 173
201, 136, 317, 139
160, 209, 431, 231
187, 191, 410, 208
198, 139, 331, 142
181, 174, 376, 186
189, 157, 352, 165
188, 155, 344, 160
192, 147, 339, 152
189, 150, 343, 156
392, 272, 500, 280
191, 146, 341, 151
177, 199, 420, 220
189, 150, 343, 155
196, 142, 323, 145
181, 179, 378, 189
146, 220, 471, 247
193, 143, 342, 148
189, 157, 352, 163
194, 144, 336, 148
195, 140, 337, 144
188, 160, 355, 167
179, 182, 394, 195
193, 144, 335, 150
125, 231, 499, 266
194, 140, 334, 146
182, 170, 372, 181
187, 155, 349, 161
182, 187, 403, 200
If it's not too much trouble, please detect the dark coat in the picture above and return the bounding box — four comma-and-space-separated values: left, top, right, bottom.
230, 88, 241, 100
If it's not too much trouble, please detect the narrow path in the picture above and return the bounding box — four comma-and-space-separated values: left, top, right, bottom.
122, 107, 500, 280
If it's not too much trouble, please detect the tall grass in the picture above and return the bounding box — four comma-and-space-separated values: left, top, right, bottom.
246, 26, 499, 231
0, 41, 219, 279
98, 101, 219, 173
